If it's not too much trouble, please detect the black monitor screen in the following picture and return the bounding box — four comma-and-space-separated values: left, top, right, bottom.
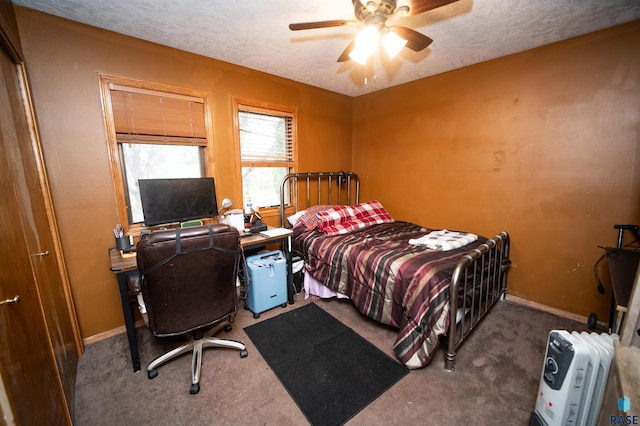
138, 177, 218, 226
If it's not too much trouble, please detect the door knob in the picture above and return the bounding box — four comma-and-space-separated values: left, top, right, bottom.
0, 295, 20, 305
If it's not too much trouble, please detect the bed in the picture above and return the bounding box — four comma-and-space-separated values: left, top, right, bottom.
279, 171, 511, 370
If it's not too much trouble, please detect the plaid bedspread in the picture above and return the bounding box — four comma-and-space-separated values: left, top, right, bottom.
293, 221, 485, 369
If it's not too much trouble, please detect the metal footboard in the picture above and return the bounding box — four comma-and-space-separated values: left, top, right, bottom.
445, 231, 511, 371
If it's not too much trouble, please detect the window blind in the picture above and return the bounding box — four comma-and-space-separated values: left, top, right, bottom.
239, 109, 293, 165
111, 89, 206, 146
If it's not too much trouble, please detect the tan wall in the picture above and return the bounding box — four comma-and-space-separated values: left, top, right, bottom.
15, 4, 640, 337
353, 20, 640, 320
15, 7, 353, 338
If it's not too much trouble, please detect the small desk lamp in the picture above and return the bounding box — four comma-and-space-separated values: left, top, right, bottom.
219, 198, 233, 216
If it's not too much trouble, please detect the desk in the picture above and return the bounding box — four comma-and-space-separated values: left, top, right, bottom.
109, 227, 293, 372
605, 247, 640, 333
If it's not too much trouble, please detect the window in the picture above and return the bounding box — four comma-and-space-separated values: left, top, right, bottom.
100, 75, 212, 231
233, 99, 297, 214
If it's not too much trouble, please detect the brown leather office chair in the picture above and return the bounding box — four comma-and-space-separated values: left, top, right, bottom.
136, 224, 248, 394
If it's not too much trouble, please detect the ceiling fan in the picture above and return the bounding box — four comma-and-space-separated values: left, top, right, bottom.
289, 0, 460, 64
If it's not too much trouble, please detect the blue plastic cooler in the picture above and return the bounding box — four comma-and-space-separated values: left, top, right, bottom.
244, 250, 287, 318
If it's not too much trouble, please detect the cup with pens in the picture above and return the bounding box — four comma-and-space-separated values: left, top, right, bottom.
114, 224, 133, 252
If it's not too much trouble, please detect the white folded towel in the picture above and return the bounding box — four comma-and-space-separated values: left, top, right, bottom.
409, 229, 478, 251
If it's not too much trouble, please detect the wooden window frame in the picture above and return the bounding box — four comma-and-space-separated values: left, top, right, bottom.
232, 98, 298, 218
99, 74, 215, 235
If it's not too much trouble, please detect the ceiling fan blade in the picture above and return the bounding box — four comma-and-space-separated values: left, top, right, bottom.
337, 39, 356, 62
405, 0, 459, 15
289, 20, 354, 31
393, 26, 433, 51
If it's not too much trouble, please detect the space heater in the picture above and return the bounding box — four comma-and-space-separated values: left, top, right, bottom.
530, 330, 617, 426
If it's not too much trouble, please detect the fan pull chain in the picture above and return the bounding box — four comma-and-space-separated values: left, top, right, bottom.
364, 56, 376, 85
372, 55, 376, 83
364, 57, 368, 85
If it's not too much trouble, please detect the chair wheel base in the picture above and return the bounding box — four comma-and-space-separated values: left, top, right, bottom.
240, 349, 248, 358
148, 369, 158, 379
190, 383, 200, 394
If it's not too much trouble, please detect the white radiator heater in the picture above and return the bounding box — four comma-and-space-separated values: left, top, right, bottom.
530, 330, 617, 426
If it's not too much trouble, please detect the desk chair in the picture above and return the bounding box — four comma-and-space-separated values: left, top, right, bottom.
136, 224, 248, 394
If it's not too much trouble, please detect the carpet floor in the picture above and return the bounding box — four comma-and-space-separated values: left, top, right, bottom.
73, 294, 587, 425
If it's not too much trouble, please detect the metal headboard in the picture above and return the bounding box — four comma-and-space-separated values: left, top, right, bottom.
279, 171, 360, 228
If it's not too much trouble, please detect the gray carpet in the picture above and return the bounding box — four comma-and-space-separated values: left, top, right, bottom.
73, 295, 587, 425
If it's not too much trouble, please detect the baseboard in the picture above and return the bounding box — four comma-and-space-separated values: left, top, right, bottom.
506, 294, 601, 328
83, 320, 145, 346
82, 295, 599, 345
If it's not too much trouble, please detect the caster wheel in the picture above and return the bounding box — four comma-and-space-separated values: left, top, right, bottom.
281, 303, 287, 308
225, 324, 233, 332
240, 349, 248, 358
253, 312, 260, 319
244, 304, 249, 310
147, 369, 158, 380
190, 383, 200, 395
587, 313, 597, 330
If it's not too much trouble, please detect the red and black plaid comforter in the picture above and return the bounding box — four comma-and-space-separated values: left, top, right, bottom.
293, 221, 484, 369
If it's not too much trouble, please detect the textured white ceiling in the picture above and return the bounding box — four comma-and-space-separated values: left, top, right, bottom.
13, 0, 640, 97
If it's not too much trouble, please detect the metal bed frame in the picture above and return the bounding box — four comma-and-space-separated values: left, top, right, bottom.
447, 232, 510, 370
279, 171, 360, 219
279, 171, 510, 371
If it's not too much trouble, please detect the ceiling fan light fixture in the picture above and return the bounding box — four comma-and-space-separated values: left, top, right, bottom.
382, 29, 407, 59
349, 25, 379, 64
290, 0, 454, 66
365, 1, 378, 13
348, 47, 369, 65
395, 5, 410, 17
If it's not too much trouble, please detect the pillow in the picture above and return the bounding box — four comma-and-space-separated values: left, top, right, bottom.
315, 204, 355, 228
317, 200, 394, 236
352, 200, 394, 223
297, 205, 333, 230
287, 209, 306, 227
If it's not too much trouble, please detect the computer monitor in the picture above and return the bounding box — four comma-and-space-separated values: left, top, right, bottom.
138, 177, 219, 226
